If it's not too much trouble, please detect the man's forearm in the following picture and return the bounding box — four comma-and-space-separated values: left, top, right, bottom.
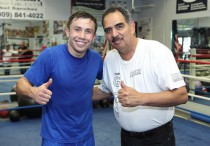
15, 76, 33, 98
92, 86, 112, 100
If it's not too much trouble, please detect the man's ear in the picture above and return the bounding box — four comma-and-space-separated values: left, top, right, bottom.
65, 28, 70, 37
130, 21, 136, 35
92, 34, 96, 42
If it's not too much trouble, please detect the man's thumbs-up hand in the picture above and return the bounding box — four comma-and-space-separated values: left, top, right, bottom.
30, 78, 53, 105
118, 81, 140, 107
120, 80, 127, 89
43, 78, 53, 88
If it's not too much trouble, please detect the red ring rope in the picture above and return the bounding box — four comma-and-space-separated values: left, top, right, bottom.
176, 59, 210, 64
0, 59, 35, 63
191, 54, 210, 58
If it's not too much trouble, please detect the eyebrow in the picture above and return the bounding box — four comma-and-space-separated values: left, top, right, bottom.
115, 22, 124, 27
74, 26, 94, 31
104, 22, 124, 30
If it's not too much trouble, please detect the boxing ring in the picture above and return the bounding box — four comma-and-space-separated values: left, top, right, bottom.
0, 38, 112, 121
1, 48, 210, 123
0, 50, 43, 121
176, 49, 210, 123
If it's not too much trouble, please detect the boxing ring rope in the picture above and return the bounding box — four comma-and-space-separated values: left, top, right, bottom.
0, 75, 22, 78
0, 58, 35, 76
192, 64, 210, 71
0, 90, 43, 112
188, 93, 210, 101
0, 80, 18, 83
0, 102, 42, 111
177, 59, 210, 65
181, 74, 210, 82
0, 72, 42, 111
0, 75, 22, 82
1, 74, 210, 109
180, 74, 210, 101
0, 77, 209, 96
0, 92, 16, 96
0, 66, 30, 70
0, 58, 35, 63
191, 54, 210, 58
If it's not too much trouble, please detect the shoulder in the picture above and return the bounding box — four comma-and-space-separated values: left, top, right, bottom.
139, 39, 171, 54
88, 49, 99, 55
104, 49, 119, 60
49, 44, 66, 51
88, 49, 103, 60
102, 49, 119, 67
43, 44, 67, 55
140, 39, 166, 48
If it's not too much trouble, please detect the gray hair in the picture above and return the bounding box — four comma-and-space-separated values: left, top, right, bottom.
102, 6, 133, 28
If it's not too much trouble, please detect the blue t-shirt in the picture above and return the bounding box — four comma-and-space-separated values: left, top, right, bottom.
24, 44, 103, 143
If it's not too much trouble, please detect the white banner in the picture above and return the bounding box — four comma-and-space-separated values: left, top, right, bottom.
0, 0, 45, 20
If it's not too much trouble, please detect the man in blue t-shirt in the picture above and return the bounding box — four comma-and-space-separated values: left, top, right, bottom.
15, 11, 103, 146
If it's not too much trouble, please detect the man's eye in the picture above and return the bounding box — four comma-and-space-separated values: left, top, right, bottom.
116, 24, 124, 30
75, 28, 80, 32
105, 29, 111, 34
86, 30, 92, 34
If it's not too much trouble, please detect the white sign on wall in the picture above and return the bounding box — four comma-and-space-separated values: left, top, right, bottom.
0, 0, 45, 20
176, 0, 207, 14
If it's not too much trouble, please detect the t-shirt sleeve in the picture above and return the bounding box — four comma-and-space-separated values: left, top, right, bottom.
98, 57, 112, 94
24, 48, 52, 86
97, 56, 103, 80
156, 45, 185, 90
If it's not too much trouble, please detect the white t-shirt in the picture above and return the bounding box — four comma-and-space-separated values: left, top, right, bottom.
3, 49, 13, 64
99, 38, 185, 132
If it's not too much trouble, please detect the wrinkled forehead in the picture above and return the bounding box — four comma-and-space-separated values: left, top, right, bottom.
104, 11, 125, 26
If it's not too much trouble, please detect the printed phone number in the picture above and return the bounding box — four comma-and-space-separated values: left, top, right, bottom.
0, 12, 43, 19
0, 12, 12, 19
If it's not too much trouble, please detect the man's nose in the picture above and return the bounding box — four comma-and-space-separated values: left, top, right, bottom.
111, 28, 118, 37
78, 31, 86, 39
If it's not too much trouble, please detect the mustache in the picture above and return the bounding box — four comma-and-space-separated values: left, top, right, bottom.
112, 36, 122, 43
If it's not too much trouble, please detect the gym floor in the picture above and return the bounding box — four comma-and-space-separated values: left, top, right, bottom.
1, 70, 210, 146
0, 107, 210, 146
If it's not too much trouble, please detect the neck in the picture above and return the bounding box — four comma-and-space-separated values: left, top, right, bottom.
120, 38, 138, 61
67, 43, 86, 58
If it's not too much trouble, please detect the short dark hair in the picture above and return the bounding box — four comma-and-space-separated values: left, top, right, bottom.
66, 11, 97, 34
102, 6, 133, 28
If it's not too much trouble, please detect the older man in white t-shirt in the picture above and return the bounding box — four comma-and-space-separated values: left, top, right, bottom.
93, 6, 188, 146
